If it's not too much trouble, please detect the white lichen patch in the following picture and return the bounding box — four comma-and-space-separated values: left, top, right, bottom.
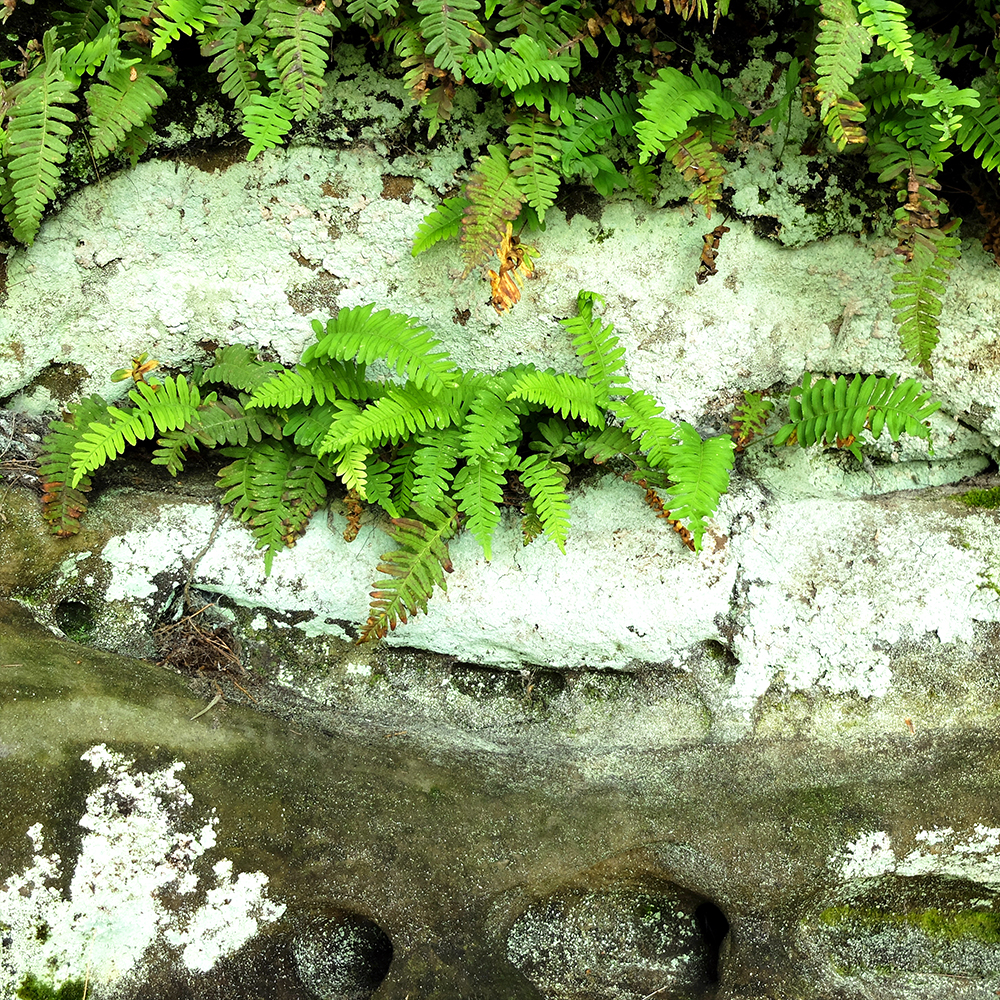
832, 827, 1000, 885
0, 745, 284, 997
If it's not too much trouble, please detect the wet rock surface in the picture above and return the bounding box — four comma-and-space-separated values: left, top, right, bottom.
3, 600, 1000, 999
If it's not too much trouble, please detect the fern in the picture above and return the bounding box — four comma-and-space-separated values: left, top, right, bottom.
857, 0, 913, 70
247, 359, 373, 407
191, 395, 281, 446
265, 0, 337, 119
635, 66, 735, 164
347, 0, 398, 28
667, 124, 728, 217
517, 451, 570, 551
466, 35, 573, 91
54, 0, 110, 46
217, 438, 330, 573
241, 92, 295, 160
892, 222, 961, 374
506, 369, 605, 426
461, 371, 525, 460
305, 304, 456, 394
773, 373, 940, 461
814, 0, 872, 119
561, 91, 638, 173
412, 195, 469, 256
201, 344, 285, 393
361, 504, 459, 641
494, 0, 581, 53
956, 96, 1000, 172
417, 0, 481, 77
507, 111, 561, 223
730, 390, 774, 452
37, 394, 108, 536
201, 0, 264, 110
87, 61, 170, 157
452, 447, 511, 559
150, 0, 211, 54
460, 145, 524, 275
611, 389, 677, 468
1, 29, 78, 246
409, 426, 463, 510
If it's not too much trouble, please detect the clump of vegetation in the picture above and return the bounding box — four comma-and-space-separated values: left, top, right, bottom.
955, 486, 1000, 510
36, 292, 939, 640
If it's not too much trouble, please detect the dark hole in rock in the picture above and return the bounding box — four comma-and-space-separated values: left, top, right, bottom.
54, 601, 95, 643
506, 880, 720, 999
695, 900, 730, 981
292, 911, 393, 1000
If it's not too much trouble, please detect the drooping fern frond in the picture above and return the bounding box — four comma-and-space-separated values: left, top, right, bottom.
773, 372, 940, 460
1, 28, 78, 245
409, 426, 463, 510
86, 60, 171, 157
635, 66, 736, 164
507, 111, 561, 223
305, 304, 457, 394
517, 451, 570, 551
360, 503, 459, 641
412, 195, 469, 256
461, 371, 526, 460
813, 0, 872, 149
53, 0, 110, 46
190, 395, 282, 447
667, 124, 729, 217
466, 35, 573, 91
265, 0, 337, 118
461, 145, 524, 276
416, 0, 481, 77
892, 221, 960, 373
37, 394, 108, 536
149, 0, 211, 54
452, 446, 511, 559
346, 0, 398, 28
857, 0, 913, 71
217, 438, 331, 573
241, 92, 296, 160
956, 95, 1000, 172
611, 389, 677, 468
660, 422, 733, 550
201, 0, 264, 110
494, 0, 581, 53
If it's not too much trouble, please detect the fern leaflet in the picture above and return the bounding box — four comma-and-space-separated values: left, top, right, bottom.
517, 452, 570, 552
241, 92, 295, 159
452, 447, 510, 559
201, 0, 264, 110
201, 344, 284, 393
410, 426, 463, 509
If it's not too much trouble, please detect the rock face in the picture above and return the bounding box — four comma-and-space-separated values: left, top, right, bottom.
2, 60, 1000, 998
4, 603, 1000, 1000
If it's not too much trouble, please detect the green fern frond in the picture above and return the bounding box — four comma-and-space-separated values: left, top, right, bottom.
191, 397, 280, 449
347, 0, 397, 28
360, 454, 397, 515
200, 344, 282, 393
452, 447, 511, 559
201, 0, 264, 109
612, 389, 677, 468
152, 428, 199, 475
629, 160, 659, 202
417, 0, 481, 76
582, 425, 639, 464
319, 384, 459, 453
361, 503, 459, 641
461, 145, 524, 275
461, 371, 526, 460
561, 91, 638, 172
389, 438, 419, 513
412, 195, 469, 256
282, 400, 342, 448
265, 0, 337, 118
305, 304, 457, 394
150, 0, 211, 54
247, 359, 373, 408
635, 66, 734, 164
510, 80, 574, 122
218, 438, 330, 573
517, 452, 570, 551
562, 300, 628, 405
1, 29, 78, 246
731, 390, 774, 451
54, 0, 110, 45
467, 35, 572, 90
893, 222, 961, 373
241, 91, 295, 159
494, 0, 580, 52
813, 0, 872, 120
38, 394, 108, 535
661, 422, 733, 551
69, 376, 204, 487
956, 96, 1000, 171
857, 0, 913, 70
774, 373, 940, 457
87, 61, 170, 157
60, 8, 122, 83
506, 369, 604, 426
410, 426, 463, 509
507, 111, 562, 223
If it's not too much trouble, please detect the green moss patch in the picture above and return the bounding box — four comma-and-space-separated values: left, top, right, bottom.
956, 486, 1000, 510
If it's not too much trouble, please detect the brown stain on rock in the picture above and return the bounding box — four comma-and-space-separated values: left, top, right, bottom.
381, 176, 415, 203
